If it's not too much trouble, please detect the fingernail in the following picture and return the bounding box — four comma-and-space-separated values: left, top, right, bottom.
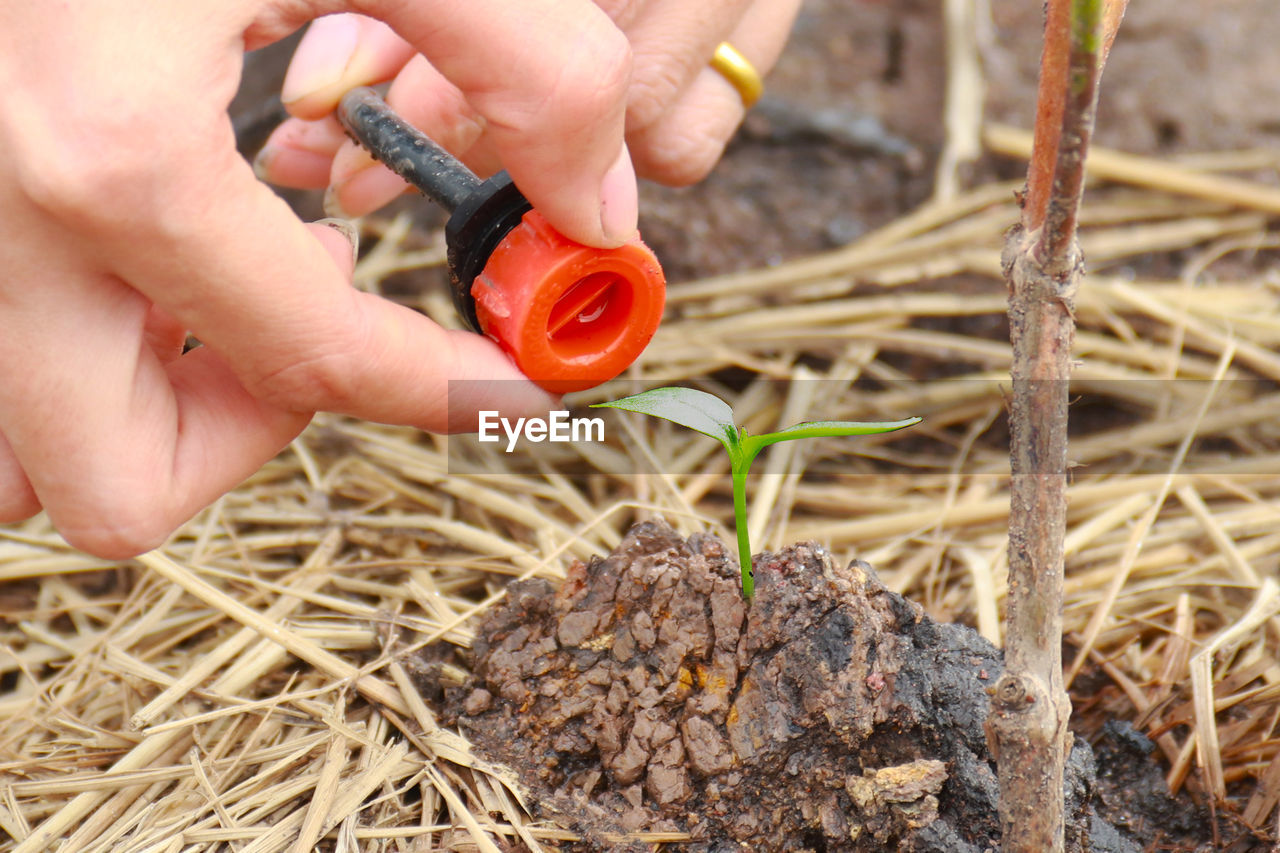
599, 146, 638, 245
322, 185, 353, 220
282, 14, 361, 106
324, 164, 411, 219
317, 217, 360, 259
252, 145, 276, 182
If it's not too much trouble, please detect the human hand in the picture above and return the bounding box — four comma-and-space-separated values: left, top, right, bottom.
0, 0, 575, 557
254, 1, 803, 245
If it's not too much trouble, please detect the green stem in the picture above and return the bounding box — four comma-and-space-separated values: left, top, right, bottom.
732, 464, 754, 599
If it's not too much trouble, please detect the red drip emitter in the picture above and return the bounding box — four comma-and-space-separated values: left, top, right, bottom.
337, 87, 666, 393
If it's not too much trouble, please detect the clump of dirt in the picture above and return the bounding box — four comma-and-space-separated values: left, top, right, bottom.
1089, 722, 1212, 846
443, 521, 1149, 852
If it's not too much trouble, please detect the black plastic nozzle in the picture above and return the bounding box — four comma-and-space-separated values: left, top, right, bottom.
337, 87, 531, 333
336, 87, 480, 211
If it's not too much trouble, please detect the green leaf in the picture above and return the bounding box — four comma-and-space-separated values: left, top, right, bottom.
751, 417, 923, 447
592, 387, 740, 450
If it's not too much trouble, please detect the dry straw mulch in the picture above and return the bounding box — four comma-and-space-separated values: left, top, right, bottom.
4, 131, 1280, 850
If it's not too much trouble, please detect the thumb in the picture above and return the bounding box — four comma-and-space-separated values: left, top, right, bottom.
308, 216, 361, 274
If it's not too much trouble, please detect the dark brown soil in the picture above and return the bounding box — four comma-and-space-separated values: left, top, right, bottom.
440, 521, 1193, 852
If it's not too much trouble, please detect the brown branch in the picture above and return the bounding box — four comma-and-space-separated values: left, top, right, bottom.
1024, 0, 1128, 234
988, 0, 1125, 851
1022, 0, 1072, 232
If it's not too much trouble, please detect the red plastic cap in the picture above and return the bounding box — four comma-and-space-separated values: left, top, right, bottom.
471, 210, 666, 394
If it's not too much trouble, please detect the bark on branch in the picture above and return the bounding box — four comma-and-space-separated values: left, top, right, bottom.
989, 1, 1126, 850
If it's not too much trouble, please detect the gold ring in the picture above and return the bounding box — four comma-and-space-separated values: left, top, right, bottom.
710, 42, 763, 109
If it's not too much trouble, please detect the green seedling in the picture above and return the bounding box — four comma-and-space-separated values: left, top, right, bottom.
593, 387, 920, 599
